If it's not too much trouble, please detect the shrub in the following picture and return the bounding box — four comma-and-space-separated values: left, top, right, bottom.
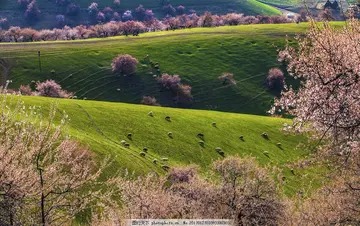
66, 3, 80, 16
96, 12, 106, 23
157, 73, 181, 89
25, 0, 41, 21
167, 166, 197, 183
134, 4, 146, 21
19, 84, 33, 95
163, 4, 176, 16
119, 156, 284, 223
176, 84, 193, 104
218, 72, 236, 85
266, 67, 285, 91
35, 80, 72, 98
111, 54, 139, 75
141, 96, 160, 106
144, 9, 155, 21
0, 18, 9, 30
113, 0, 120, 7
17, 0, 30, 9
122, 10, 133, 21
176, 5, 185, 15
102, 7, 114, 21
55, 14, 65, 27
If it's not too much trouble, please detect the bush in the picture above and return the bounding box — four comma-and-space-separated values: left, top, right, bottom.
25, 0, 41, 21
19, 84, 33, 95
218, 72, 236, 85
55, 14, 65, 27
0, 18, 9, 30
141, 96, 160, 106
66, 3, 80, 16
35, 79, 72, 98
157, 73, 181, 89
266, 67, 285, 92
111, 54, 139, 75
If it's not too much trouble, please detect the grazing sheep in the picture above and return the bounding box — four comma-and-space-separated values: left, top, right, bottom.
215, 147, 225, 156
261, 132, 269, 139
290, 169, 295, 175
148, 111, 154, 117
162, 165, 170, 171
239, 135, 244, 141
197, 133, 204, 139
198, 140, 205, 147
140, 152, 146, 157
153, 159, 158, 164
124, 143, 130, 148
165, 116, 171, 122
168, 132, 173, 138
143, 147, 148, 152
212, 122, 217, 127
127, 133, 132, 139
162, 158, 168, 161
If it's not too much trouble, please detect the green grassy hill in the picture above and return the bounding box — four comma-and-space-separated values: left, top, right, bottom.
0, 0, 283, 29
2, 23, 312, 115
15, 95, 325, 196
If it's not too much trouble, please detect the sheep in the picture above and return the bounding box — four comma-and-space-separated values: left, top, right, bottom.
261, 132, 269, 139
198, 140, 205, 147
197, 133, 204, 139
162, 165, 170, 171
215, 147, 225, 156
165, 116, 171, 122
167, 132, 173, 138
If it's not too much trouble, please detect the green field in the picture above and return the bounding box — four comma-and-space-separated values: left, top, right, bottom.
2, 23, 312, 115
14, 95, 326, 196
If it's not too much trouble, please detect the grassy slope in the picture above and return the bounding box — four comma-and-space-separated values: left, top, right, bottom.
0, 0, 281, 29
17, 95, 325, 196
2, 23, 311, 115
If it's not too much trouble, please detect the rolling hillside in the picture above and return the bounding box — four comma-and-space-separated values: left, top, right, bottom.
1, 23, 313, 115
13, 95, 326, 196
0, 0, 283, 29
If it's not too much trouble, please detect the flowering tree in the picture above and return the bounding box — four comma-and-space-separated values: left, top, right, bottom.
266, 67, 285, 92
119, 157, 283, 224
272, 20, 360, 223
0, 99, 118, 225
272, 20, 359, 155
35, 80, 72, 98
111, 54, 139, 75
24, 0, 41, 21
